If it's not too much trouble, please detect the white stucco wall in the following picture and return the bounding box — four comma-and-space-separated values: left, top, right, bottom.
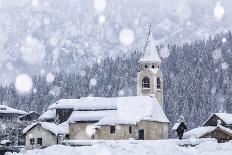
25, 124, 57, 150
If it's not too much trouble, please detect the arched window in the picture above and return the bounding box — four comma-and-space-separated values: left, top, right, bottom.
144, 65, 148, 68
142, 77, 150, 89
157, 77, 161, 89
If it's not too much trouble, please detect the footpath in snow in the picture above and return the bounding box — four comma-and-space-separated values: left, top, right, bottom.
6, 140, 232, 155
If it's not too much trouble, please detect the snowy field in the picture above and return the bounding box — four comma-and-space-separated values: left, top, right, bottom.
6, 140, 232, 155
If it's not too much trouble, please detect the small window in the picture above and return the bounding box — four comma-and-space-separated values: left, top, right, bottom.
152, 65, 155, 68
142, 77, 150, 89
110, 126, 115, 134
37, 138, 42, 145
157, 77, 161, 89
144, 65, 148, 68
129, 126, 132, 134
30, 138, 35, 145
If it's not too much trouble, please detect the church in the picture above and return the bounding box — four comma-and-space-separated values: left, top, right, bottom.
23, 27, 169, 149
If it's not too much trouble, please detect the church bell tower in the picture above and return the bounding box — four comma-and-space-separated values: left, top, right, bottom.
137, 25, 164, 108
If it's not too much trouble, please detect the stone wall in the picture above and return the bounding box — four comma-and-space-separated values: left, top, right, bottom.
69, 122, 95, 140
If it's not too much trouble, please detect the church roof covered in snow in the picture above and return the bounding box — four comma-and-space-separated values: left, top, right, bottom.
68, 110, 116, 123
139, 26, 161, 64
94, 96, 169, 126
0, 105, 27, 115
23, 122, 69, 136
48, 97, 117, 110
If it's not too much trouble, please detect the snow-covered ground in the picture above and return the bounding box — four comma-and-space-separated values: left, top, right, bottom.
6, 140, 232, 155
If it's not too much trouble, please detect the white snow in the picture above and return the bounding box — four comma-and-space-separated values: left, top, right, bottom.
31, 0, 39, 7
0, 105, 27, 115
184, 125, 232, 139
183, 126, 216, 139
48, 97, 117, 110
48, 96, 168, 126
90, 78, 97, 87
49, 37, 58, 46
119, 28, 135, 46
0, 140, 11, 145
15, 74, 33, 94
6, 140, 232, 155
222, 37, 227, 43
222, 62, 229, 70
38, 109, 56, 121
203, 113, 232, 125
214, 1, 224, 21
159, 46, 170, 58
98, 15, 106, 24
46, 72, 55, 83
68, 110, 116, 123
95, 96, 169, 126
139, 28, 161, 63
172, 123, 180, 130
94, 0, 106, 12
23, 122, 68, 136
20, 36, 45, 64
212, 49, 222, 60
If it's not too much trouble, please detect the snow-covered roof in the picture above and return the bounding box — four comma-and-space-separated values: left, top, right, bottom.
139, 27, 161, 64
183, 125, 232, 139
0, 105, 27, 115
183, 126, 216, 139
48, 97, 117, 110
203, 113, 232, 125
23, 122, 69, 136
68, 110, 116, 123
94, 96, 169, 126
38, 109, 56, 121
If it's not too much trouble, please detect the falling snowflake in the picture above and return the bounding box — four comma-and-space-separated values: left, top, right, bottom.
94, 0, 106, 12
46, 72, 55, 83
98, 15, 106, 24
222, 37, 227, 43
90, 78, 97, 86
49, 36, 58, 46
85, 125, 96, 137
214, 1, 224, 21
20, 36, 46, 64
15, 74, 33, 94
6, 62, 14, 70
212, 49, 222, 60
118, 90, 125, 96
222, 62, 229, 70
31, 0, 39, 7
119, 28, 135, 46
159, 47, 170, 58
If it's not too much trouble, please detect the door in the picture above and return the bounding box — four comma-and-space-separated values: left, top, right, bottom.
139, 129, 144, 140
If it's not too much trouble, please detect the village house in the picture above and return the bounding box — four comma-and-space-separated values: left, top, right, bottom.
0, 105, 27, 123
23, 122, 69, 150
183, 113, 232, 143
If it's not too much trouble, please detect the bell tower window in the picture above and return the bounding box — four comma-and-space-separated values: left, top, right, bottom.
152, 65, 155, 68
142, 77, 150, 89
157, 77, 161, 89
144, 65, 148, 68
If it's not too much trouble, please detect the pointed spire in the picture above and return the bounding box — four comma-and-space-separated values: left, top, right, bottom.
139, 25, 161, 64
